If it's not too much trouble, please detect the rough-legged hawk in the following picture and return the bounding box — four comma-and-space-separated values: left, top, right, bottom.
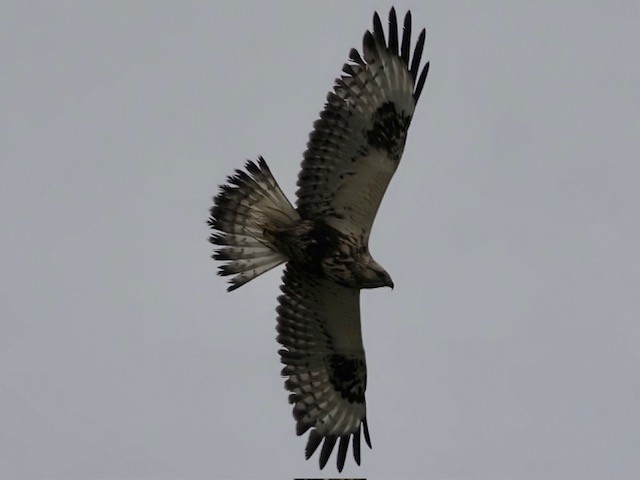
208, 7, 429, 472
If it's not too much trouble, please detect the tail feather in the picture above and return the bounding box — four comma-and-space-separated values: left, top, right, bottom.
210, 232, 267, 249
219, 255, 283, 276
213, 245, 274, 261
209, 157, 299, 291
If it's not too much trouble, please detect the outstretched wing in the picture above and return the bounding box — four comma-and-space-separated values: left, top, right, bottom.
296, 8, 429, 239
277, 264, 371, 472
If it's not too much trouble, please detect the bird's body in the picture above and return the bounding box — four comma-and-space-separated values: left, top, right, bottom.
265, 217, 393, 289
208, 7, 429, 472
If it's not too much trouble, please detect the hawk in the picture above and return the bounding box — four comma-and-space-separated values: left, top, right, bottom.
208, 8, 429, 471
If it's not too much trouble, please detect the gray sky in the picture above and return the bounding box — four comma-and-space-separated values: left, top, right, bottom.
2, 1, 639, 479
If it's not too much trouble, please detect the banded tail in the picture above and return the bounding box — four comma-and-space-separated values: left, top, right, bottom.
208, 157, 299, 291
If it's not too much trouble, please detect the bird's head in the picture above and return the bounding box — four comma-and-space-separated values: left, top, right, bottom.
359, 258, 394, 290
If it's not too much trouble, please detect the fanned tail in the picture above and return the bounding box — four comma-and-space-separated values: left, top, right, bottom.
208, 157, 299, 291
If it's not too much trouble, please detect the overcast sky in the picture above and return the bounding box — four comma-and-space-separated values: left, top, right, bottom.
2, 1, 639, 479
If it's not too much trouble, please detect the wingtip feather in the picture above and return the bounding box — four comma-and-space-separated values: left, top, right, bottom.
372, 11, 385, 46
388, 7, 399, 54
353, 427, 361, 465
319, 435, 337, 469
305, 430, 323, 460
363, 418, 372, 448
337, 435, 349, 472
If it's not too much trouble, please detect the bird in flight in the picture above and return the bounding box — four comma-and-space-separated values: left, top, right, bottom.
208, 7, 429, 472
